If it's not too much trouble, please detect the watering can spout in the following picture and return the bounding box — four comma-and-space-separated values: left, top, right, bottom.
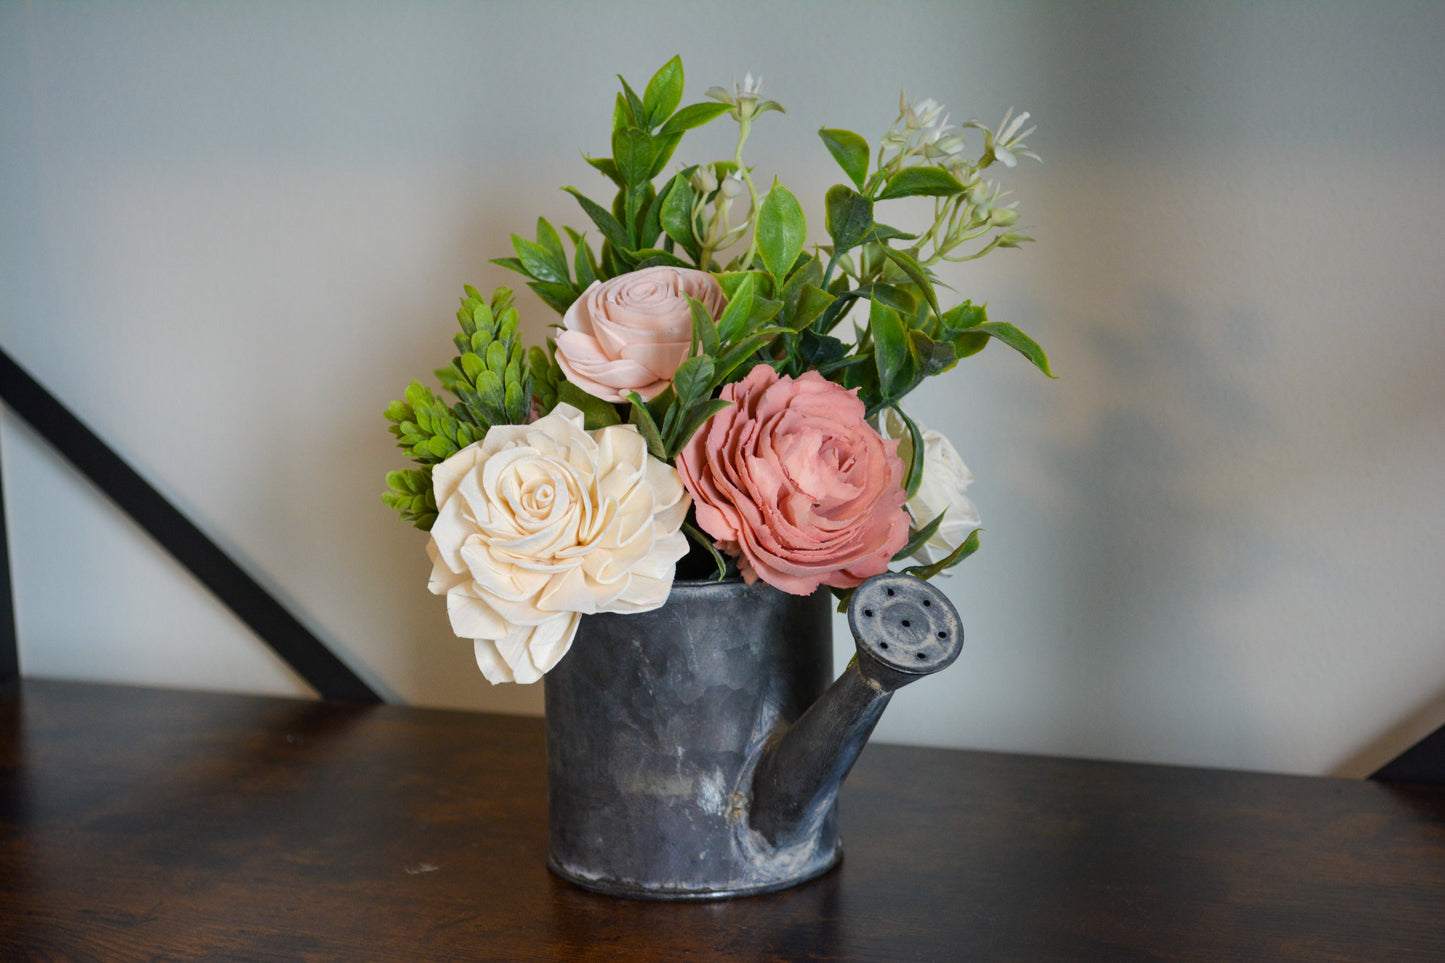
747, 572, 964, 848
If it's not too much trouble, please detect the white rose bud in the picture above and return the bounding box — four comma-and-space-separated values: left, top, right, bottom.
885, 411, 981, 567
989, 206, 1020, 228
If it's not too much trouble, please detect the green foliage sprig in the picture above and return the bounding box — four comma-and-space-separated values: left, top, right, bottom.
382, 286, 532, 529
490, 55, 734, 313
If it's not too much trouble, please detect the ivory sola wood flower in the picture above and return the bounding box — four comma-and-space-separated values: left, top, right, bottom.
425, 404, 690, 683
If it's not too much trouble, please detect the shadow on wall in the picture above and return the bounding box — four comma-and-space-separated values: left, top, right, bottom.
1032, 291, 1287, 763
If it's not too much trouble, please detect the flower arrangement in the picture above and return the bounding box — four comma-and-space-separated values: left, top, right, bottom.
384, 57, 1051, 684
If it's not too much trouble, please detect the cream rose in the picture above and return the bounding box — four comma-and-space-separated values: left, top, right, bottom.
885, 410, 980, 566
426, 404, 690, 683
554, 266, 727, 403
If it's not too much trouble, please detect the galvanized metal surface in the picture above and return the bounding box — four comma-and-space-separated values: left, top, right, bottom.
543, 572, 962, 900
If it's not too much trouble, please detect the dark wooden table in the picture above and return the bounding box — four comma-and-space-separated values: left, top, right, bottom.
2, 680, 1442, 961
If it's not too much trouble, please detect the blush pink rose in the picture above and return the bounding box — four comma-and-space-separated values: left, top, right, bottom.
554, 266, 727, 403
676, 365, 911, 595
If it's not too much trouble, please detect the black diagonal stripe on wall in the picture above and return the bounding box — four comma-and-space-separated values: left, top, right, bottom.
0, 348, 380, 704
0, 439, 17, 697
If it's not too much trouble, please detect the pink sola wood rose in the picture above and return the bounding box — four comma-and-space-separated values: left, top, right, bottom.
554, 266, 727, 403
677, 366, 911, 595
425, 403, 690, 683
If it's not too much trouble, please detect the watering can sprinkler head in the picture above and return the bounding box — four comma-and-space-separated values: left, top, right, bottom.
847, 572, 965, 691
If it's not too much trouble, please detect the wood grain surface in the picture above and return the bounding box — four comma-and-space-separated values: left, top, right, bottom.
2, 680, 1442, 961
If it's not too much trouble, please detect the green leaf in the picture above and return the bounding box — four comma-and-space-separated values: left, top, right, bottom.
642, 55, 684, 129
756, 182, 807, 282
880, 245, 940, 315
613, 127, 662, 189
891, 404, 927, 499
659, 173, 700, 260
489, 256, 528, 278
746, 295, 783, 330
475, 369, 505, 416
859, 282, 919, 318
818, 128, 871, 191
382, 467, 438, 530
564, 227, 599, 289
712, 328, 784, 384
972, 322, 1056, 377
788, 283, 834, 332
486, 334, 507, 373
647, 132, 684, 180
870, 298, 908, 397
504, 380, 525, 421
672, 355, 714, 406
717, 270, 770, 300
903, 528, 982, 580
909, 329, 958, 378
585, 155, 624, 188
688, 295, 720, 357
940, 301, 988, 332
424, 434, 457, 461
626, 391, 667, 459
862, 222, 917, 244
939, 302, 989, 358
682, 520, 728, 581
527, 280, 577, 315
669, 398, 733, 458
511, 234, 569, 286
778, 254, 828, 330
824, 184, 875, 254
877, 166, 967, 200
810, 288, 865, 335
798, 330, 847, 367
616, 76, 645, 129
658, 101, 730, 136
630, 248, 695, 270
564, 187, 631, 253
557, 381, 622, 429
715, 272, 758, 343
384, 469, 411, 493
534, 217, 567, 269
894, 511, 946, 562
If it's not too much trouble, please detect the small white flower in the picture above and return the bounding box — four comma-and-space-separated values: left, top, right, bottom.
988, 204, 1020, 228
690, 166, 718, 195
932, 131, 967, 158
707, 73, 783, 121
885, 411, 980, 567
976, 108, 1039, 168
719, 172, 745, 199
904, 96, 945, 130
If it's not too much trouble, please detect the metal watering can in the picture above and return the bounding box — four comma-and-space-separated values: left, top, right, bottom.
543, 571, 963, 899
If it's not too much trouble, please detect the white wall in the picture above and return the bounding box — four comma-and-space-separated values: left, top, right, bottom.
3, 1, 1442, 775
